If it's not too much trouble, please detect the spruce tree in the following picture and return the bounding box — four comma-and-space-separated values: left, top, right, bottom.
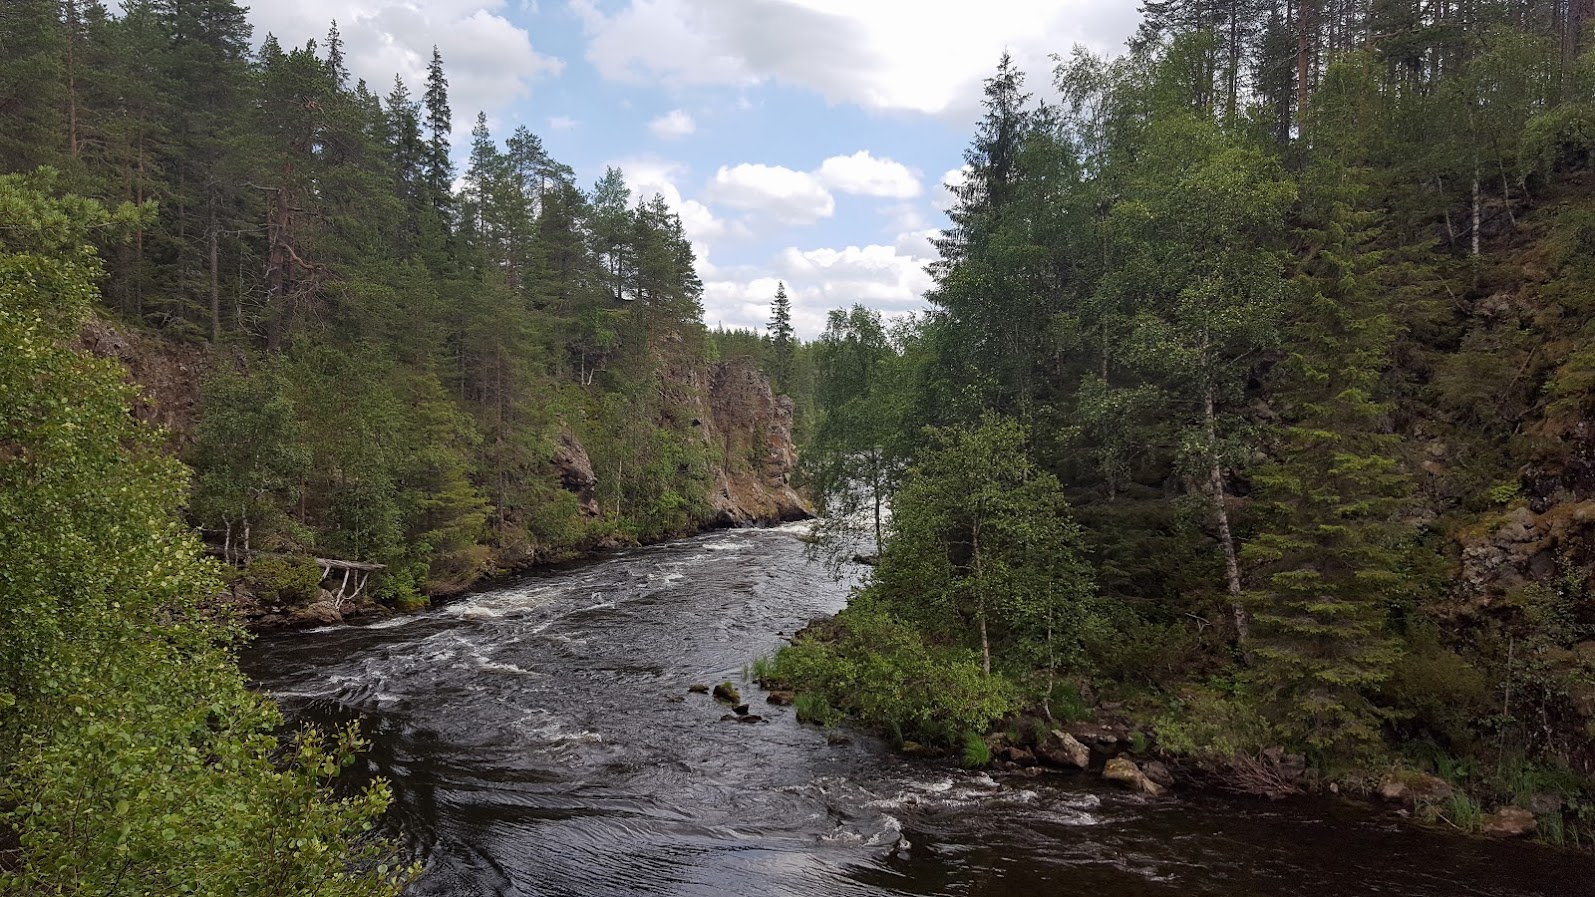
768, 281, 795, 391
422, 45, 453, 215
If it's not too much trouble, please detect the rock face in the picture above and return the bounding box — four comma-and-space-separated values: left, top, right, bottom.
78, 317, 212, 450
702, 360, 811, 526
1104, 757, 1165, 796
550, 429, 601, 518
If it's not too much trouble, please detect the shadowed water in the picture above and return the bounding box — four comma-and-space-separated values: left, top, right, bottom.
241, 524, 1593, 896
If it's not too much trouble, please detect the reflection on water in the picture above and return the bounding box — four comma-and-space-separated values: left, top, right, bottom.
242, 524, 1592, 897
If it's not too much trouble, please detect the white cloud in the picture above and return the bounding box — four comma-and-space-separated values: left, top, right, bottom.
648, 109, 697, 140
571, 0, 1140, 118
703, 238, 935, 337
817, 151, 920, 199
706, 163, 835, 226
607, 157, 742, 263
936, 165, 970, 212
548, 115, 579, 130
247, 1, 562, 124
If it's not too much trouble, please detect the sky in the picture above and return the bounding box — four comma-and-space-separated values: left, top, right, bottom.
245, 1, 1144, 338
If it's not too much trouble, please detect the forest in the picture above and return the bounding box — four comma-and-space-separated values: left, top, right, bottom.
781, 0, 1595, 848
10, 0, 1595, 890
0, 0, 809, 890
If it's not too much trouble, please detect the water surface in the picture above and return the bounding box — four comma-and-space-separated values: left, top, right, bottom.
243, 524, 1592, 896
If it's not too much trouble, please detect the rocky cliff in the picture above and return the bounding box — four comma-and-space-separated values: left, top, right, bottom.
701, 359, 811, 526
83, 319, 807, 552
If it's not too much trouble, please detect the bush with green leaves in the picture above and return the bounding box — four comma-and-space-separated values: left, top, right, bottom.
246, 554, 326, 605
0, 171, 412, 895
771, 607, 1020, 747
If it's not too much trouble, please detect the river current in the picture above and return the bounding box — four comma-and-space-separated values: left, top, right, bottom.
242, 523, 1592, 896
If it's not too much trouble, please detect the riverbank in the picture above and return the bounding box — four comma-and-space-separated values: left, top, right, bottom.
240, 524, 1594, 896
231, 512, 814, 632
759, 608, 1588, 852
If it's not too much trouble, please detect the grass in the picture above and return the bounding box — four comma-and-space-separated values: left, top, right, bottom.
1438, 792, 1484, 832
793, 693, 842, 728
961, 731, 992, 768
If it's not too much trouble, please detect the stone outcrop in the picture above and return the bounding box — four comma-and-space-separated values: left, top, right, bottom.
1377, 771, 1454, 807
702, 360, 811, 525
78, 317, 212, 449
550, 429, 601, 517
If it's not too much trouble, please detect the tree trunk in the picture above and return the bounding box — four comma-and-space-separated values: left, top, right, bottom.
1205, 390, 1248, 643
973, 518, 991, 676
209, 209, 221, 345
871, 450, 884, 551
1472, 155, 1482, 257
65, 0, 79, 158
1297, 0, 1312, 135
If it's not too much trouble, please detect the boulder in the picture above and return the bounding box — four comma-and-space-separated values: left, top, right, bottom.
1104, 757, 1164, 796
766, 691, 795, 706
732, 703, 751, 716
1142, 760, 1175, 789
551, 430, 601, 518
1481, 806, 1538, 838
291, 600, 343, 625
1377, 771, 1453, 806
736, 714, 765, 724
1066, 722, 1130, 753
1036, 730, 1091, 769
1529, 793, 1565, 815
713, 682, 742, 704
688, 684, 710, 694
999, 746, 1037, 765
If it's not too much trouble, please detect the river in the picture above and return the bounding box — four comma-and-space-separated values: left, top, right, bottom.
241, 523, 1592, 896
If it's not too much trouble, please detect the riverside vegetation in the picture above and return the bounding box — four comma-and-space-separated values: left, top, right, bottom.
0, 2, 811, 891
10, 0, 1595, 889
775, 4, 1595, 849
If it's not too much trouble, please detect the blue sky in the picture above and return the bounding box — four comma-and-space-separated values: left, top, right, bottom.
247, 1, 1144, 337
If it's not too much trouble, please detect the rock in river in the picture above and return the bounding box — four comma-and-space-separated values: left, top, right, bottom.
713, 681, 741, 704
1036, 730, 1090, 769
1481, 807, 1538, 838
1104, 757, 1165, 796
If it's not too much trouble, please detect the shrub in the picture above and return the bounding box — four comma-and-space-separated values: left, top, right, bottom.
771, 607, 1020, 747
245, 555, 324, 605
793, 693, 842, 727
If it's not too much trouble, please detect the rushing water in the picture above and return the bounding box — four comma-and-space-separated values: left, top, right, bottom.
242, 523, 1593, 897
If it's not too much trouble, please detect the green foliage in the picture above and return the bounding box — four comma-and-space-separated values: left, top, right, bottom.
1152, 685, 1276, 763
792, 693, 842, 728
867, 415, 1101, 677
771, 608, 1020, 747
0, 173, 408, 895
1438, 792, 1485, 831
961, 731, 993, 768
245, 555, 324, 605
